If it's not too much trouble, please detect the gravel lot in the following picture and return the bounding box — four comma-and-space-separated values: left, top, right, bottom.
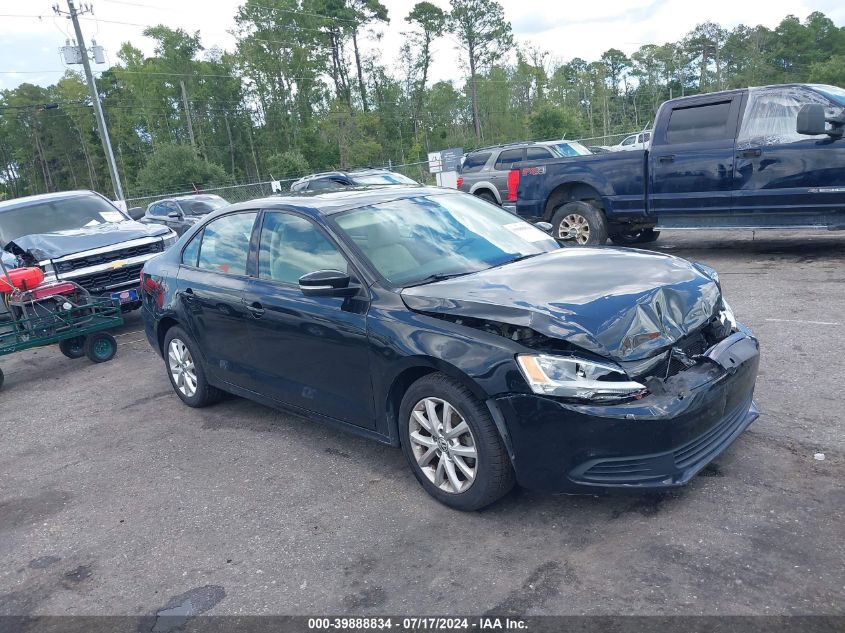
1, 230, 843, 618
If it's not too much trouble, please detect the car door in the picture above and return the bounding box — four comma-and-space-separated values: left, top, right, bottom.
240, 210, 375, 428
491, 148, 526, 200
175, 211, 259, 389
649, 96, 741, 216
733, 85, 845, 219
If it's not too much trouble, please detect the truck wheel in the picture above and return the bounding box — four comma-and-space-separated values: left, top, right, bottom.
551, 201, 608, 245
84, 332, 117, 363
59, 336, 86, 359
476, 190, 498, 205
609, 228, 661, 245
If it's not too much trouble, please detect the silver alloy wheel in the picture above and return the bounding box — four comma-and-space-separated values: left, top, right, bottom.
408, 397, 478, 494
557, 213, 590, 244
168, 338, 197, 398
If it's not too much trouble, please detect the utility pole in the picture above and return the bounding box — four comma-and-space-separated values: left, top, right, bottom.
55, 1, 124, 202
179, 80, 197, 151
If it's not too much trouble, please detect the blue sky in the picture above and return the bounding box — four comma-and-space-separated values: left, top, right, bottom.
1, 0, 844, 92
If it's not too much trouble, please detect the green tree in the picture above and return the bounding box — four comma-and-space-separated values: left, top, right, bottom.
529, 104, 582, 140
265, 150, 310, 179
404, 2, 447, 122
448, 0, 513, 141
136, 145, 229, 194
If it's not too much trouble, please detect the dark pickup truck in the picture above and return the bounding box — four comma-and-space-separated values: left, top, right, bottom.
512, 83, 845, 245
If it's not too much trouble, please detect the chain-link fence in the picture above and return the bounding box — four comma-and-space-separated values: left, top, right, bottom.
124, 179, 299, 212
123, 130, 648, 210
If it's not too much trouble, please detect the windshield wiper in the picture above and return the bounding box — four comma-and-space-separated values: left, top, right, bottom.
404, 271, 474, 287
498, 252, 543, 266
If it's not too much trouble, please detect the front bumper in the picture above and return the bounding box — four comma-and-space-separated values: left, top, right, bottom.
494, 330, 760, 493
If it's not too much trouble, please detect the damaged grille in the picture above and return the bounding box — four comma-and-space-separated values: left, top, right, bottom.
70, 263, 144, 293
637, 323, 727, 381
53, 241, 163, 273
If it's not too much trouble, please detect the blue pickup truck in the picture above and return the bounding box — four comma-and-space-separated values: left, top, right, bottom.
512, 84, 845, 245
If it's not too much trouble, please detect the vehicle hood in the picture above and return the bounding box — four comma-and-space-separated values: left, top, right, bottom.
3, 221, 171, 262
401, 248, 721, 362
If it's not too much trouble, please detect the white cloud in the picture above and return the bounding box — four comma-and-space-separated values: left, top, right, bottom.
0, 0, 842, 91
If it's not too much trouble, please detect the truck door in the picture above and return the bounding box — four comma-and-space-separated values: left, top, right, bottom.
649, 96, 741, 216
733, 85, 845, 223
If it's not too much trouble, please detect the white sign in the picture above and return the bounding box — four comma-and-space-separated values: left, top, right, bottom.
428, 152, 443, 174
503, 222, 551, 243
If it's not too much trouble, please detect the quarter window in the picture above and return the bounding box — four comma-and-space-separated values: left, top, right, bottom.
494, 149, 524, 170
195, 212, 257, 275
181, 232, 201, 267
666, 102, 733, 144
258, 212, 348, 284
460, 152, 491, 174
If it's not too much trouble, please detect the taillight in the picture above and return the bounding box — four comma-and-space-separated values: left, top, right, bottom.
456, 176, 464, 189
507, 169, 520, 202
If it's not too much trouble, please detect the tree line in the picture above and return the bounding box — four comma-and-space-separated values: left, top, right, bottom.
1, 0, 844, 201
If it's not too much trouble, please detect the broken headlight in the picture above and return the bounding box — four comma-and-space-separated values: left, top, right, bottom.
719, 299, 737, 332
516, 354, 647, 402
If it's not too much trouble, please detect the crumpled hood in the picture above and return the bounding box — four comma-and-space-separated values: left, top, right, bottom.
3, 221, 170, 262
401, 248, 721, 361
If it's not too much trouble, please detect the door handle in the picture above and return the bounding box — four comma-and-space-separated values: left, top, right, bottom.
658, 154, 676, 163
241, 299, 265, 318
738, 148, 762, 158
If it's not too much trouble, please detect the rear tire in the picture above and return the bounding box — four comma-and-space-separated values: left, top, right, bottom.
399, 373, 515, 511
59, 336, 86, 359
551, 201, 608, 245
163, 326, 223, 408
475, 190, 498, 205
84, 332, 117, 363
609, 227, 660, 245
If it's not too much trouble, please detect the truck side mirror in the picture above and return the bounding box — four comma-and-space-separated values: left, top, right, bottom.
796, 104, 827, 136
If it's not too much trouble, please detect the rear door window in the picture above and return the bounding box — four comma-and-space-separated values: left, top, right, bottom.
666, 102, 733, 144
460, 152, 491, 174
195, 212, 258, 276
494, 149, 524, 170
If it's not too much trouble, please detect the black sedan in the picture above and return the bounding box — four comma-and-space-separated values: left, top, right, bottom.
139, 187, 759, 510
140, 194, 229, 235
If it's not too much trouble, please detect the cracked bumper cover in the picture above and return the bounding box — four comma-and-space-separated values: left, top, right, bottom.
493, 329, 760, 493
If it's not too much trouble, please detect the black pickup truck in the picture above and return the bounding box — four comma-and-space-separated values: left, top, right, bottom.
512, 84, 845, 245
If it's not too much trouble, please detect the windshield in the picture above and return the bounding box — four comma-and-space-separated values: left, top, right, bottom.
334, 193, 559, 286
351, 172, 417, 186
0, 194, 126, 244
810, 84, 845, 107
550, 142, 591, 157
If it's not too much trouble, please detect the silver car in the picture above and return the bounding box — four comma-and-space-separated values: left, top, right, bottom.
457, 142, 563, 205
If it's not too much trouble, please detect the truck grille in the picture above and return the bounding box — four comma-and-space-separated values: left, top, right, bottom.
54, 241, 163, 273
71, 263, 144, 293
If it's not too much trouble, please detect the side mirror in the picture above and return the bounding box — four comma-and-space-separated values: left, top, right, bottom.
127, 206, 145, 220
299, 269, 359, 298
797, 104, 827, 136
535, 222, 553, 234
167, 211, 183, 219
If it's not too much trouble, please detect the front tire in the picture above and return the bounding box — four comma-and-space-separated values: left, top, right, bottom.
551, 201, 608, 245
163, 326, 223, 408
399, 373, 515, 511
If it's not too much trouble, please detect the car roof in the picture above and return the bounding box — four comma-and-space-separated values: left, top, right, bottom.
294, 168, 396, 183
154, 194, 225, 203
0, 190, 101, 212
467, 141, 540, 154
225, 185, 447, 217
